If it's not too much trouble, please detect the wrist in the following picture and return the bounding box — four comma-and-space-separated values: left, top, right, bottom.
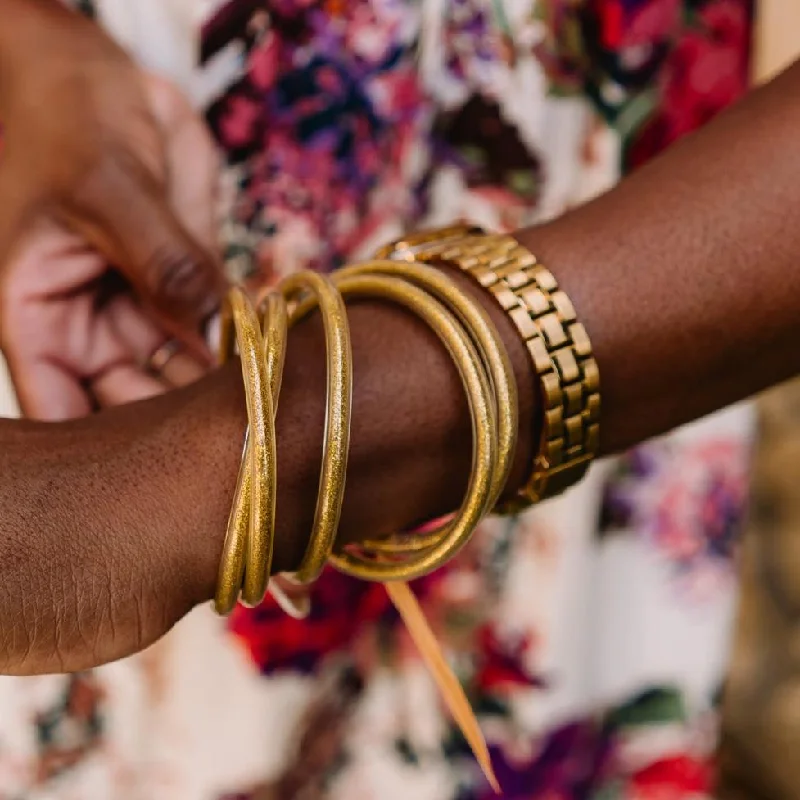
274, 267, 538, 555
180, 264, 540, 606
273, 292, 480, 565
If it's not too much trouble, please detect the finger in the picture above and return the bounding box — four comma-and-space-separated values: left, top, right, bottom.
105, 294, 164, 364
0, 158, 35, 270
66, 154, 226, 329
139, 341, 206, 388
144, 74, 223, 363
158, 351, 206, 388
107, 295, 206, 388
0, 219, 100, 421
6, 358, 92, 421
1, 218, 106, 309
7, 288, 163, 413
144, 74, 220, 253
91, 363, 166, 408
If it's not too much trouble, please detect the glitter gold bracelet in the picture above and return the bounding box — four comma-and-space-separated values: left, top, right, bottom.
328, 262, 517, 580
214, 287, 282, 612
279, 272, 353, 586
215, 263, 519, 598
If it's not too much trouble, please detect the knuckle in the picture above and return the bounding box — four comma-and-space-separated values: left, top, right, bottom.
144, 73, 191, 123
143, 247, 209, 308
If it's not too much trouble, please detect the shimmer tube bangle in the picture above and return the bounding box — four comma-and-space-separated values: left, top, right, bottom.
214, 288, 287, 613
334, 261, 518, 558
280, 271, 353, 585
325, 271, 500, 582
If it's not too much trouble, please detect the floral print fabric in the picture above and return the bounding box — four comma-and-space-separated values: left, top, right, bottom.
0, 0, 754, 798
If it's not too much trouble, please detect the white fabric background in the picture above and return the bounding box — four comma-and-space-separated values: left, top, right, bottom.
0, 357, 18, 418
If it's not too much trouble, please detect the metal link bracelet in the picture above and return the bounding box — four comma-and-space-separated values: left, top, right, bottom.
378, 224, 600, 511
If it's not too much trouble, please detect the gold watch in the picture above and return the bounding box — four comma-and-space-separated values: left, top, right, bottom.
377, 224, 600, 510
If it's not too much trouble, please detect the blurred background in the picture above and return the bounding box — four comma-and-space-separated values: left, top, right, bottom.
2, 1, 800, 798
718, 7, 800, 798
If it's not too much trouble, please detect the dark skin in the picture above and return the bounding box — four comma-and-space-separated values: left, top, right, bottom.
0, 277, 534, 675
2, 4, 800, 675
531, 55, 800, 454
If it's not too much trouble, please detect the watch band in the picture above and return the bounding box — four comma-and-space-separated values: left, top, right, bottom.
377, 224, 600, 509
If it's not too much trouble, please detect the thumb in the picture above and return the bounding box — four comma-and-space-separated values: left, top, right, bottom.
67, 157, 227, 328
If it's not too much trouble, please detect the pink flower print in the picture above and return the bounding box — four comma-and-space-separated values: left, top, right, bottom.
647, 439, 747, 588
627, 0, 751, 165
619, 0, 683, 48
316, 64, 345, 94
603, 437, 748, 598
248, 31, 281, 91
345, 4, 397, 64
219, 95, 262, 150
660, 30, 741, 137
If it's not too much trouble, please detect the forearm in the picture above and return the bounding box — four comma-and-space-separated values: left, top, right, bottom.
7, 57, 800, 675
520, 59, 800, 453
0, 372, 244, 673
0, 286, 528, 674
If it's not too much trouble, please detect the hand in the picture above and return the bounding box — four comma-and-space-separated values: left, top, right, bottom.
0, 3, 225, 418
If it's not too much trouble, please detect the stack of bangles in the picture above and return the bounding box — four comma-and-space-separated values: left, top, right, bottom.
213, 225, 600, 791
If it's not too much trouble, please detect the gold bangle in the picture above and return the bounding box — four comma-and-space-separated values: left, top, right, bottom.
215, 288, 286, 614
334, 261, 518, 556
244, 291, 289, 604
214, 294, 250, 613
280, 271, 353, 585
214, 434, 251, 614
218, 265, 513, 590
261, 291, 289, 416
214, 287, 281, 610
325, 271, 500, 582
378, 225, 600, 509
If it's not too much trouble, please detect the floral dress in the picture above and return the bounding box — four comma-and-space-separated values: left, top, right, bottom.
0, 0, 754, 798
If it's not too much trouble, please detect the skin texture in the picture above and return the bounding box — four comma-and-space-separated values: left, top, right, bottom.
0, 274, 534, 675
521, 58, 800, 454
2, 5, 800, 674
